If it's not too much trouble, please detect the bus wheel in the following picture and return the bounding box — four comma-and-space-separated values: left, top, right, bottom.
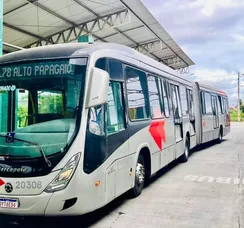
180, 137, 190, 163
129, 153, 145, 198
217, 128, 223, 143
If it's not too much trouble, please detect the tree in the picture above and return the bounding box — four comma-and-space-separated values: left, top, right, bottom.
18, 106, 28, 127
38, 94, 62, 114
241, 105, 244, 113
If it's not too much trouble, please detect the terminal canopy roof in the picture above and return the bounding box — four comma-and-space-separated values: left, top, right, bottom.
3, 0, 194, 71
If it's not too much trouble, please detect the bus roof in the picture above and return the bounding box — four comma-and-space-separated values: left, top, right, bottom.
197, 81, 228, 96
0, 42, 192, 83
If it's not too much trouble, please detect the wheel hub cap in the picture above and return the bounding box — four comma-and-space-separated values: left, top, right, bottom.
135, 163, 145, 185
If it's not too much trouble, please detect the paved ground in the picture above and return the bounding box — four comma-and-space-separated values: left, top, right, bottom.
1, 122, 243, 228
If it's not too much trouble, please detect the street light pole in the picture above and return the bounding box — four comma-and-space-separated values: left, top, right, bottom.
238, 72, 241, 122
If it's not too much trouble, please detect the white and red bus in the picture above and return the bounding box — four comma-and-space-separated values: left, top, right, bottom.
0, 43, 230, 216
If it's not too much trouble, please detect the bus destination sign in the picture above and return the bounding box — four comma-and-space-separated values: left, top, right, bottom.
0, 60, 75, 79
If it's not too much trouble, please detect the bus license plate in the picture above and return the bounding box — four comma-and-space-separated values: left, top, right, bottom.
0, 198, 19, 209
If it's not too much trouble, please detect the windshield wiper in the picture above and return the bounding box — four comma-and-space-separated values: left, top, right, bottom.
0, 133, 52, 167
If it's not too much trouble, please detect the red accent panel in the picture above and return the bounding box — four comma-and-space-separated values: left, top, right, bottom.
149, 120, 166, 150
0, 179, 5, 187
218, 90, 226, 95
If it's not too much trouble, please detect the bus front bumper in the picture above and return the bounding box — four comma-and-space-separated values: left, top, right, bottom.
0, 190, 95, 216
0, 193, 52, 216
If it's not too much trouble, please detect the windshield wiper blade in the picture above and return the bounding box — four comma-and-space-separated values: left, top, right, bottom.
0, 133, 52, 167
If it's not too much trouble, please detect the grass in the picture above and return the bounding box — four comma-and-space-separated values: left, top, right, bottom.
230, 109, 244, 122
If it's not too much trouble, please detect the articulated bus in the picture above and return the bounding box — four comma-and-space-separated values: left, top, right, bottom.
0, 43, 230, 216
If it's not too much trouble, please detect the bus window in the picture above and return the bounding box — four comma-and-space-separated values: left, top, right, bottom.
89, 105, 105, 136
95, 58, 107, 71
36, 90, 64, 123
106, 81, 125, 134
171, 85, 182, 118
223, 97, 228, 114
211, 95, 217, 116
125, 67, 149, 121
218, 95, 223, 114
38, 90, 63, 114
147, 75, 164, 119
16, 89, 30, 128
187, 89, 195, 118
0, 91, 9, 131
108, 60, 123, 81
180, 85, 188, 115
201, 91, 206, 115
161, 79, 170, 117
205, 92, 212, 115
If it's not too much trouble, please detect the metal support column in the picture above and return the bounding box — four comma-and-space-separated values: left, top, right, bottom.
0, 0, 2, 55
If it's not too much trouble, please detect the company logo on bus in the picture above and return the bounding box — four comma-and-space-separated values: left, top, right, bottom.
0, 165, 32, 173
5, 183, 13, 193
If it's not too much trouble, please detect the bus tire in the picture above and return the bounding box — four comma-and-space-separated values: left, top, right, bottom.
217, 127, 223, 144
180, 137, 190, 163
129, 153, 145, 198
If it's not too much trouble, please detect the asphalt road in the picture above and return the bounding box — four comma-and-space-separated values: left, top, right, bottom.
1, 122, 243, 228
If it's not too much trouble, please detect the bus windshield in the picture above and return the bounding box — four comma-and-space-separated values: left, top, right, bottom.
0, 58, 87, 177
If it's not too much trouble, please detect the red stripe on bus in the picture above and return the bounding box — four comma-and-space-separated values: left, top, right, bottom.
149, 120, 166, 150
218, 90, 226, 95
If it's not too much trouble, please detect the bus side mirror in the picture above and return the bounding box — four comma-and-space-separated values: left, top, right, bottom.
85, 67, 109, 109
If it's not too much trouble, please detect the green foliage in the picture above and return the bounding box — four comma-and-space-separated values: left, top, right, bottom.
241, 105, 244, 113
17, 106, 28, 127
17, 93, 63, 128
230, 109, 244, 121
38, 93, 62, 114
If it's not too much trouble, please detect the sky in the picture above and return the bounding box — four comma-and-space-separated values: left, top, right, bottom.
142, 0, 244, 106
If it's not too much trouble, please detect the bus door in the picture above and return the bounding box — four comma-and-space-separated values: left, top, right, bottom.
211, 95, 219, 129
186, 88, 197, 148
222, 97, 230, 127
170, 84, 183, 159
91, 58, 130, 201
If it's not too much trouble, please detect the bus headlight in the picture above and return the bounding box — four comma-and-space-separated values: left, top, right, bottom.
44, 153, 81, 193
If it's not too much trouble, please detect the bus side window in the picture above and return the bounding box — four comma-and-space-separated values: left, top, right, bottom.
171, 85, 182, 118
108, 59, 123, 80
106, 81, 125, 135
218, 95, 223, 114
147, 75, 164, 119
88, 105, 105, 136
95, 58, 107, 71
204, 92, 212, 115
125, 67, 149, 121
179, 85, 188, 116
187, 89, 194, 119
161, 79, 170, 117
223, 97, 228, 114
201, 91, 206, 115
211, 95, 217, 115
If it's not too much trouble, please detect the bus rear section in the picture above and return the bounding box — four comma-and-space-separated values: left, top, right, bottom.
193, 82, 230, 145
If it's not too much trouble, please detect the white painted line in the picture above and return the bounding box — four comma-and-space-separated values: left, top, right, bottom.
184, 175, 243, 184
